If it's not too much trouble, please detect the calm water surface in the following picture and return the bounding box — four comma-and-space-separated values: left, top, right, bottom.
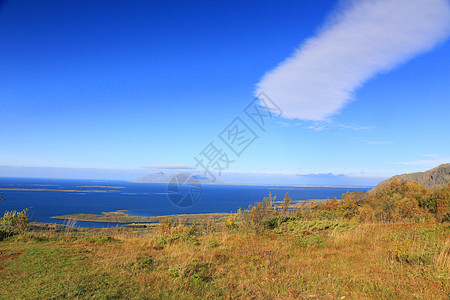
0, 177, 371, 227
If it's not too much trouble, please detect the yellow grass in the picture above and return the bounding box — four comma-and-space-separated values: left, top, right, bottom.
2, 221, 448, 299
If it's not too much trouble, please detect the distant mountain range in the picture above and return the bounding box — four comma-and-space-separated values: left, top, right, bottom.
135, 172, 222, 184
374, 163, 450, 190
136, 164, 450, 188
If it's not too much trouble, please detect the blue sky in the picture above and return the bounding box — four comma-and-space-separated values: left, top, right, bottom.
1, 0, 449, 185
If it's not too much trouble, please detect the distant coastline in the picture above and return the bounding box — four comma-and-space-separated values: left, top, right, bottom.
52, 210, 229, 224
131, 181, 374, 189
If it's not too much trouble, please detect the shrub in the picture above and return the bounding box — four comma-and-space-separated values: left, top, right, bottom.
224, 210, 240, 229
441, 212, 450, 223
236, 181, 449, 232
154, 217, 200, 247
0, 208, 29, 240
208, 241, 221, 248
241, 193, 281, 232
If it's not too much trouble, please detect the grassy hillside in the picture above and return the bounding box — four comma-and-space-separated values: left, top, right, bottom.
1, 180, 449, 299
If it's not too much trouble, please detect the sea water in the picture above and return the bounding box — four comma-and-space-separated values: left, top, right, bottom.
0, 177, 370, 228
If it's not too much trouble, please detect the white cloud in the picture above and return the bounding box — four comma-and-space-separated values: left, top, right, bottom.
143, 164, 195, 170
277, 119, 373, 131
366, 141, 392, 145
365, 141, 392, 145
255, 0, 450, 120
307, 121, 373, 131
395, 157, 450, 167
422, 154, 439, 157
357, 138, 393, 145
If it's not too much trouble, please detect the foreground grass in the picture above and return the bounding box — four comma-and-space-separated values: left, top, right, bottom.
1, 221, 449, 299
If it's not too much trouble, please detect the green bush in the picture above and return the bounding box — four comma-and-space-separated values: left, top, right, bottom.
0, 208, 29, 240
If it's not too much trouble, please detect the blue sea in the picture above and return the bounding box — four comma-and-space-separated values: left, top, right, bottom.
0, 177, 371, 228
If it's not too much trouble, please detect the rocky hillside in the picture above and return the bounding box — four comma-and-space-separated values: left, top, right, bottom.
374, 163, 450, 190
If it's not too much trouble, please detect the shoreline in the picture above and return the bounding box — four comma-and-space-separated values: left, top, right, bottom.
50, 199, 330, 225
51, 211, 230, 224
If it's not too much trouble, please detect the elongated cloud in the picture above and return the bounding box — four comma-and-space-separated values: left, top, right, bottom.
256, 0, 450, 120
143, 164, 195, 170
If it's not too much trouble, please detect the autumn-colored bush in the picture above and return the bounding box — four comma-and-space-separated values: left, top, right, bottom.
239, 180, 450, 232
310, 180, 450, 223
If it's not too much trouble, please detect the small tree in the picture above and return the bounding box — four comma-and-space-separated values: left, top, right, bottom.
262, 192, 276, 214
282, 192, 291, 215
